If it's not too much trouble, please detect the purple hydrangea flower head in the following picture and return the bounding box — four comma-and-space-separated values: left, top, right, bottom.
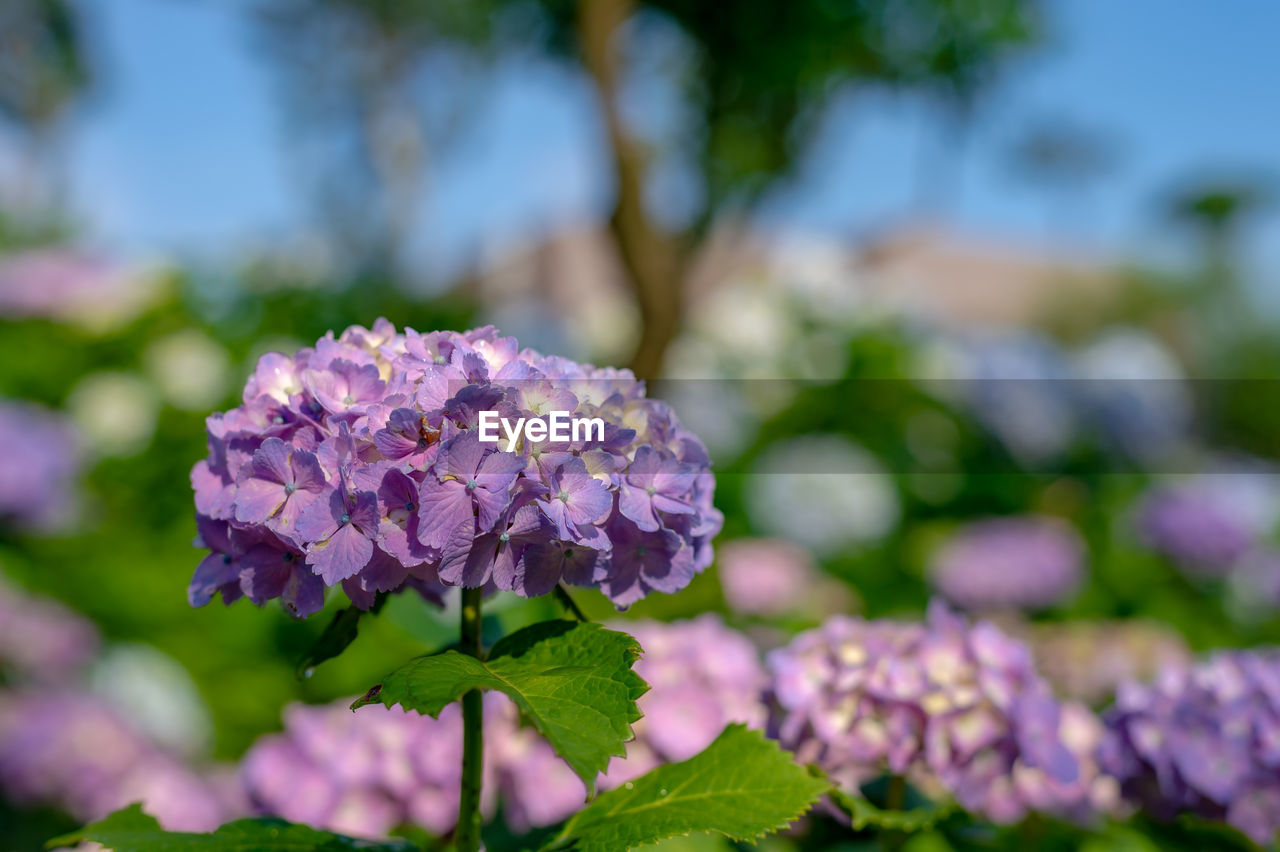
241, 695, 585, 839
487, 702, 591, 833
1136, 475, 1278, 577
0, 401, 82, 533
0, 690, 242, 831
928, 516, 1085, 612
1101, 650, 1280, 845
766, 602, 1113, 823
0, 574, 100, 682
1013, 699, 1122, 823
190, 321, 720, 616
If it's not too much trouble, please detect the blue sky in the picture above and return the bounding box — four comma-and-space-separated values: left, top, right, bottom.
62, 0, 1280, 290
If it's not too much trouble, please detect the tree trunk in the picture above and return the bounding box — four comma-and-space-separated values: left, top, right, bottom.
577, 0, 684, 382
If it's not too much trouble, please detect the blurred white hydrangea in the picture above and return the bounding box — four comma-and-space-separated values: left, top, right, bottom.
1195, 467, 1280, 537
1072, 327, 1190, 464
746, 435, 899, 555
66, 371, 159, 457
686, 276, 798, 379
144, 329, 232, 412
919, 331, 1077, 466
1229, 549, 1280, 623
662, 379, 757, 460
769, 233, 868, 321
88, 643, 214, 758
672, 232, 876, 382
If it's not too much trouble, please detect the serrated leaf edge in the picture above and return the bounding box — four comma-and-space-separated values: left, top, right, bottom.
545, 725, 832, 852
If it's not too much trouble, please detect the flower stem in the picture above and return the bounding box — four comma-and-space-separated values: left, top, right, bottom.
456, 587, 484, 852
554, 583, 589, 622
878, 776, 907, 852
885, 775, 906, 812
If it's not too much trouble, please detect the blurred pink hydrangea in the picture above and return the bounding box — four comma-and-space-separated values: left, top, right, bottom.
241, 695, 585, 839
717, 537, 853, 618
1135, 475, 1278, 578
0, 690, 243, 831
0, 573, 99, 682
600, 615, 768, 788
0, 401, 82, 534
0, 250, 161, 330
928, 516, 1084, 613
241, 616, 769, 839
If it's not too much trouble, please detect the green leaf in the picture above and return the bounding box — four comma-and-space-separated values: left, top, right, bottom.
1079, 824, 1163, 852
829, 788, 953, 832
353, 619, 646, 793
47, 803, 417, 851
540, 725, 831, 852
296, 604, 365, 678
